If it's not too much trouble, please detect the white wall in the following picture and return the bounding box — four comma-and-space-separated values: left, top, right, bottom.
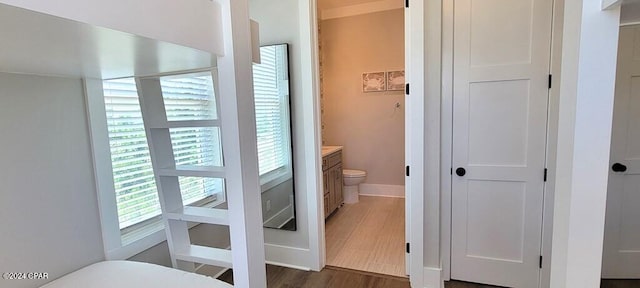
550, 0, 621, 286
0, 72, 105, 288
250, 0, 315, 268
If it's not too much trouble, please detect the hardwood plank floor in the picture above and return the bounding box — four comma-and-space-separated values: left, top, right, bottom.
601, 279, 640, 288
217, 265, 410, 287
442, 279, 640, 288
325, 196, 406, 277
216, 265, 640, 287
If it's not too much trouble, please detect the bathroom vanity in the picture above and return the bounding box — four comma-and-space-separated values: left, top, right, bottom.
322, 146, 343, 218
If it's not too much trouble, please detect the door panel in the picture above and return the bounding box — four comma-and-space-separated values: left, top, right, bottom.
468, 0, 533, 67
451, 0, 552, 286
468, 80, 530, 166
466, 180, 526, 262
603, 25, 640, 279
620, 175, 640, 251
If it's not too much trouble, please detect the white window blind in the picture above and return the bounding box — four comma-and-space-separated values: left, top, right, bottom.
103, 74, 223, 230
253, 46, 287, 177
103, 78, 160, 229
161, 75, 217, 121
161, 75, 224, 205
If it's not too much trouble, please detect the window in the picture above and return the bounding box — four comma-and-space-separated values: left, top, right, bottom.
253, 45, 293, 191
103, 78, 160, 229
160, 74, 223, 205
161, 75, 217, 121
102, 73, 223, 245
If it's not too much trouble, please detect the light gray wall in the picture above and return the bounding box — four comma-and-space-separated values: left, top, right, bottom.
250, 0, 311, 249
320, 9, 405, 186
0, 71, 230, 286
0, 72, 105, 288
622, 2, 640, 25
262, 179, 294, 228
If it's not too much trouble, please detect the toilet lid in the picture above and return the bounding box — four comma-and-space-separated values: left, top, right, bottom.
343, 169, 366, 177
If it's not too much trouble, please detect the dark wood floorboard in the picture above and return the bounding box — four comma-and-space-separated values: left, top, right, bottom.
442, 279, 640, 288
217, 265, 410, 287
217, 266, 640, 288
601, 279, 640, 288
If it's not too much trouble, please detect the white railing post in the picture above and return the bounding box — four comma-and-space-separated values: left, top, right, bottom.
217, 0, 268, 287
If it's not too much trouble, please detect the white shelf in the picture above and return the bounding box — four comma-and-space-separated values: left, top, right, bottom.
149, 119, 220, 129
174, 245, 232, 268
158, 165, 225, 178
165, 206, 229, 225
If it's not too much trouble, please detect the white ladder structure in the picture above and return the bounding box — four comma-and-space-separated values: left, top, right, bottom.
135, 0, 267, 287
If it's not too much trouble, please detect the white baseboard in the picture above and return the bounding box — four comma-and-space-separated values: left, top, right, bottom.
359, 184, 405, 198
263, 203, 294, 228
265, 260, 311, 271
264, 243, 311, 270
423, 267, 444, 288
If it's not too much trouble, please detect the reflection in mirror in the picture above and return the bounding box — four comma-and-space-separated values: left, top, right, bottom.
253, 44, 296, 231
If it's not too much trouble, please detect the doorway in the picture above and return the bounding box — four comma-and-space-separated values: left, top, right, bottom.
316, 0, 407, 278
602, 23, 640, 282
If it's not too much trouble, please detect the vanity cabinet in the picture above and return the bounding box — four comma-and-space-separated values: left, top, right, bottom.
323, 150, 343, 218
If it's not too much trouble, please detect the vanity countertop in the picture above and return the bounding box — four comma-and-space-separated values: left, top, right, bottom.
321, 146, 343, 157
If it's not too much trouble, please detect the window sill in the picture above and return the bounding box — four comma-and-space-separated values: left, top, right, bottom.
106, 227, 166, 260
105, 195, 225, 260
260, 168, 293, 193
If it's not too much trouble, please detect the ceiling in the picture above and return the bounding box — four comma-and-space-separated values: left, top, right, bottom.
0, 4, 216, 80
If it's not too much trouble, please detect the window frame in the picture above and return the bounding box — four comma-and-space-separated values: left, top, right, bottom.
85, 69, 225, 260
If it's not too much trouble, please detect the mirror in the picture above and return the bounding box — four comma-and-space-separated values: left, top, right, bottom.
253, 44, 296, 231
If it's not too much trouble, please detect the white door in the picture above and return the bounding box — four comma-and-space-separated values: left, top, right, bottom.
602, 25, 640, 279
451, 0, 552, 287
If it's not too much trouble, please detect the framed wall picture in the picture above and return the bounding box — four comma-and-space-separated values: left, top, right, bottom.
362, 72, 386, 92
386, 70, 405, 91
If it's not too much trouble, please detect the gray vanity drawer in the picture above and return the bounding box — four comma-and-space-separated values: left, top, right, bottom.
323, 151, 342, 171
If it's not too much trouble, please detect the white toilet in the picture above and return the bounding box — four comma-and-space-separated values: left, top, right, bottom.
343, 169, 366, 204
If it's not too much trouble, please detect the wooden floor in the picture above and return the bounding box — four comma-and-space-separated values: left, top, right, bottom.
442, 279, 640, 288
325, 196, 406, 277
600, 279, 640, 288
216, 265, 640, 287
217, 265, 410, 287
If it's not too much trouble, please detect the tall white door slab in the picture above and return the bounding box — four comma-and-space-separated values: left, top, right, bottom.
451, 0, 553, 287
602, 24, 640, 279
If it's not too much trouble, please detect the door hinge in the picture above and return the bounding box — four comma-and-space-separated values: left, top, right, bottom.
405, 0, 409, 8
548, 74, 552, 89
539, 255, 543, 268
544, 168, 548, 182
406, 243, 410, 253
406, 166, 410, 177
405, 83, 410, 95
